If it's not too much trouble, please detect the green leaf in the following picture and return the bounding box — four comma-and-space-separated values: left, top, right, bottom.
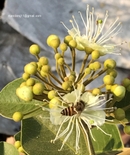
0, 142, 19, 155
114, 91, 130, 121
0, 78, 44, 119
21, 113, 123, 155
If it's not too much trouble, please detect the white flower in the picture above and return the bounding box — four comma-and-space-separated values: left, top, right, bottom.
61, 5, 122, 55
49, 89, 113, 154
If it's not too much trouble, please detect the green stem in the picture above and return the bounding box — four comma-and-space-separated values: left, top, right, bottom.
49, 71, 62, 85
60, 65, 67, 78
71, 48, 76, 71
56, 62, 64, 81
79, 54, 89, 73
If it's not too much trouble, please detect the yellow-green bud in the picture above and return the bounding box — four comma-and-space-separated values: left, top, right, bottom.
18, 146, 24, 153
89, 63, 94, 70
107, 69, 117, 78
76, 43, 85, 51
29, 44, 40, 56
62, 81, 71, 90
47, 34, 60, 46
60, 43, 68, 52
77, 84, 85, 92
20, 82, 26, 87
122, 78, 130, 88
91, 50, 100, 60
113, 85, 126, 98
12, 112, 23, 122
97, 19, 103, 24
40, 70, 48, 77
93, 61, 101, 70
64, 35, 73, 45
24, 63, 37, 75
111, 84, 118, 93
114, 108, 125, 121
49, 38, 60, 49
55, 53, 62, 60
103, 75, 115, 85
84, 68, 91, 75
41, 65, 51, 73
124, 125, 130, 135
57, 57, 64, 65
85, 47, 93, 54
48, 90, 58, 100
92, 88, 101, 95
105, 85, 112, 90
16, 86, 33, 101
68, 75, 76, 82
26, 78, 35, 86
33, 83, 45, 95
39, 57, 48, 65
104, 59, 116, 69
22, 72, 30, 80
49, 97, 61, 109
14, 141, 21, 149
69, 40, 77, 48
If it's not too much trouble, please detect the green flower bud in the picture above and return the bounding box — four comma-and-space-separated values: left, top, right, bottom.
33, 83, 45, 95
93, 61, 101, 70
16, 86, 33, 101
107, 69, 117, 78
104, 59, 116, 69
60, 43, 68, 52
85, 47, 93, 54
18, 146, 24, 153
39, 57, 48, 65
76, 43, 85, 51
68, 75, 76, 82
49, 38, 60, 49
48, 90, 58, 100
26, 78, 35, 86
124, 125, 130, 135
12, 112, 23, 122
91, 50, 100, 60
24, 63, 37, 75
29, 44, 40, 56
97, 19, 103, 24
14, 141, 21, 149
84, 68, 91, 75
89, 63, 94, 70
20, 82, 26, 87
47, 34, 60, 47
105, 85, 111, 90
111, 84, 118, 93
114, 108, 125, 121
69, 40, 77, 48
55, 53, 62, 60
62, 81, 71, 90
64, 35, 73, 45
103, 75, 115, 85
22, 72, 30, 80
92, 88, 101, 95
57, 57, 64, 65
122, 78, 130, 88
40, 70, 48, 77
113, 85, 126, 98
77, 83, 85, 92
41, 65, 51, 73
49, 97, 61, 109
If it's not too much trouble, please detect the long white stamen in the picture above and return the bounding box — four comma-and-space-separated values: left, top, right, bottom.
72, 16, 80, 36
60, 21, 69, 31
96, 125, 112, 137
86, 5, 90, 36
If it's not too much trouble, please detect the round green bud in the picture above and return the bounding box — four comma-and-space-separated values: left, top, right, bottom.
111, 84, 118, 93
24, 63, 37, 75
103, 75, 115, 85
85, 47, 93, 54
14, 141, 21, 149
33, 83, 45, 95
122, 78, 130, 88
16, 86, 33, 101
64, 35, 73, 45
105, 85, 111, 90
20, 82, 26, 87
48, 90, 58, 100
30, 62, 38, 68
49, 38, 60, 49
97, 19, 103, 24
41, 65, 51, 73
22, 72, 30, 80
49, 97, 61, 109
37, 62, 42, 70
29, 44, 40, 56
69, 40, 77, 48
18, 146, 24, 153
60, 43, 68, 52
114, 108, 125, 121
39, 57, 48, 65
68, 75, 76, 82
84, 68, 91, 75
12, 112, 23, 122
124, 125, 130, 135
40, 70, 48, 77
93, 61, 101, 70
26, 78, 35, 86
107, 69, 117, 78
89, 63, 94, 70
104, 59, 116, 69
91, 50, 100, 60
62, 81, 71, 90
55, 53, 62, 60
77, 83, 85, 92
76, 43, 85, 51
113, 85, 126, 98
92, 88, 101, 95
47, 34, 60, 47
57, 57, 64, 65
